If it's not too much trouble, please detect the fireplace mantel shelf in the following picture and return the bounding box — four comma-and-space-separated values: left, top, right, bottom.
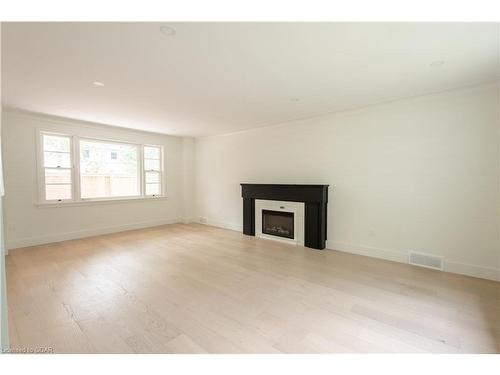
240, 184, 329, 249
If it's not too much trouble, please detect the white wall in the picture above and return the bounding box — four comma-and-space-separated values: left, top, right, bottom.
1, 82, 498, 282
0, 21, 9, 351
194, 83, 500, 281
181, 137, 195, 223
1, 109, 188, 249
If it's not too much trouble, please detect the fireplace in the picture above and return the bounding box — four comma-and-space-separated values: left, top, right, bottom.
262, 210, 294, 239
241, 184, 329, 249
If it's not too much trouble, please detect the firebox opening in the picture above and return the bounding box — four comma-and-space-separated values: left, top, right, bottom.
262, 209, 294, 239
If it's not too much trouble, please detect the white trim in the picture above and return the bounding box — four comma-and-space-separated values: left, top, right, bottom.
197, 81, 500, 139
77, 134, 144, 147
37, 130, 75, 203
445, 260, 500, 282
72, 135, 81, 201
36, 128, 165, 204
143, 144, 164, 197
200, 218, 243, 232
6, 218, 181, 250
37, 195, 168, 208
194, 221, 500, 282
140, 144, 145, 196
327, 240, 408, 263
79, 136, 141, 200
327, 240, 499, 282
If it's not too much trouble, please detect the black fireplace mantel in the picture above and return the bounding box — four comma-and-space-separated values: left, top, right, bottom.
240, 184, 329, 249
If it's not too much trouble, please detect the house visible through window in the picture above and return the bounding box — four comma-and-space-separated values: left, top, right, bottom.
80, 140, 139, 199
39, 131, 163, 203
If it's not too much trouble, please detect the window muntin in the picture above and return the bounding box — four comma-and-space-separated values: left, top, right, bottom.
79, 139, 140, 199
39, 131, 164, 204
143, 145, 162, 197
42, 133, 73, 201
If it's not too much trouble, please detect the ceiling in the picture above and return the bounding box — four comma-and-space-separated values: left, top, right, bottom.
2, 22, 499, 136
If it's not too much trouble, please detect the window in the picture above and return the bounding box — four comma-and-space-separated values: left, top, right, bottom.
41, 133, 73, 201
38, 131, 164, 204
143, 145, 162, 196
80, 139, 139, 199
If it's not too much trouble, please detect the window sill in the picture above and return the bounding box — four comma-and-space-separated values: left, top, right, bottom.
37, 196, 168, 208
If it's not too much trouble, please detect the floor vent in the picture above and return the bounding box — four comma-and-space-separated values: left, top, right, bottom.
408, 251, 444, 271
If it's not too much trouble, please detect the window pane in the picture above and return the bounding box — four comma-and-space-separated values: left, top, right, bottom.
46, 184, 72, 200
145, 183, 160, 195
43, 135, 70, 152
144, 159, 160, 171
145, 171, 160, 183
80, 140, 139, 199
45, 169, 71, 184
44, 151, 71, 168
144, 146, 160, 159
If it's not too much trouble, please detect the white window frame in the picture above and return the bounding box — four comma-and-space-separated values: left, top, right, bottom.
142, 144, 164, 197
37, 130, 165, 205
37, 131, 74, 203
78, 136, 142, 201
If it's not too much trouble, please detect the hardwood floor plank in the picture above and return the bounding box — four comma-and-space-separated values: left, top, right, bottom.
5, 223, 500, 353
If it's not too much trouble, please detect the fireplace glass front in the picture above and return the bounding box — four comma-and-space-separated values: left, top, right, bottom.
262, 210, 294, 239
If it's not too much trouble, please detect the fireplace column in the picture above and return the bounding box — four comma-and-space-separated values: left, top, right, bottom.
242, 197, 255, 236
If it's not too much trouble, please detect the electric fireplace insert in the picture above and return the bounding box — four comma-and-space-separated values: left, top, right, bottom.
262, 209, 294, 239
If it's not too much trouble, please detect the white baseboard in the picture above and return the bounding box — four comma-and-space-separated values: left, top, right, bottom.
445, 260, 500, 282
9, 216, 498, 282
203, 218, 242, 232
197, 223, 499, 282
327, 240, 499, 282
6, 217, 181, 250
326, 240, 408, 264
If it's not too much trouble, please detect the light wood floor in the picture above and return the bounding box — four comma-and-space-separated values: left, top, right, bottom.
6, 223, 500, 353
